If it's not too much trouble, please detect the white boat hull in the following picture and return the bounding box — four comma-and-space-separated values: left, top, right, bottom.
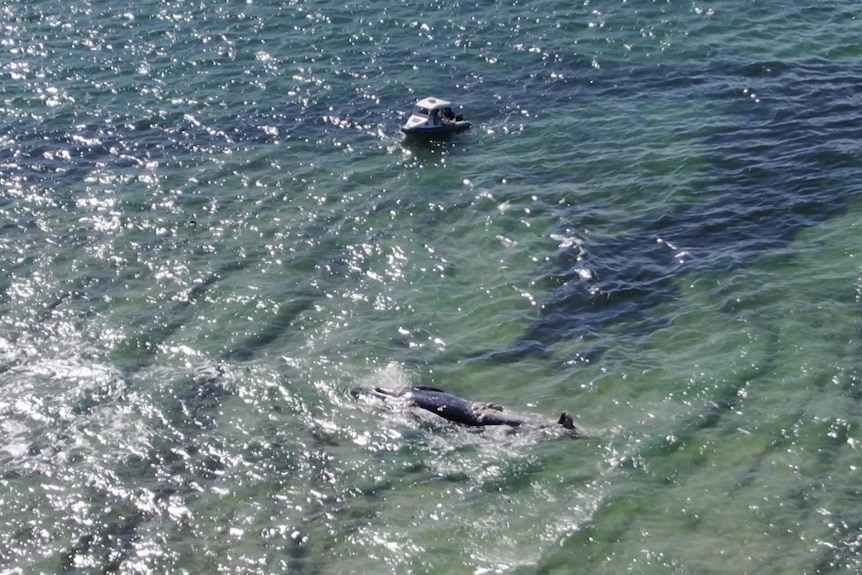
401, 120, 471, 136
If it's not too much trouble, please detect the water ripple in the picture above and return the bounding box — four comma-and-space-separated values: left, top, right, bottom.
2, 0, 862, 572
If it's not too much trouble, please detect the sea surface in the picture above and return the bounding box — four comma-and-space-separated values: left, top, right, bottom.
1, 0, 861, 573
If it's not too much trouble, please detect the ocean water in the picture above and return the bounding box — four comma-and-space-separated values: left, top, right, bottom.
1, 0, 861, 573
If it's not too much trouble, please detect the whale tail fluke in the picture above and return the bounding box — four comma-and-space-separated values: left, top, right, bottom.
558, 412, 575, 430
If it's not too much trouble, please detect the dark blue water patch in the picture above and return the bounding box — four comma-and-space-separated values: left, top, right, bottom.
2, 80, 485, 196
502, 58, 862, 362
2, 99, 374, 196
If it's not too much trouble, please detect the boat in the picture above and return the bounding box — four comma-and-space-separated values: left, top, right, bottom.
400, 97, 471, 136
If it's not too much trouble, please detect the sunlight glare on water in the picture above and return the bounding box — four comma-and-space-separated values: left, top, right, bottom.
1, 0, 862, 573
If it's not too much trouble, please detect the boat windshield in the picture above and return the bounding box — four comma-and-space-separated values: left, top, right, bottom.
413, 106, 431, 117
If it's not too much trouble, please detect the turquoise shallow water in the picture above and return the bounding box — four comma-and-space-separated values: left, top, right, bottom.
1, 0, 861, 573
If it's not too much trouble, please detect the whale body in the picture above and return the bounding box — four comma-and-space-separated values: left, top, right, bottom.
369, 385, 576, 431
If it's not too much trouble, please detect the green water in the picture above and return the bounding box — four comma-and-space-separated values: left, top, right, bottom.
2, 0, 861, 573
